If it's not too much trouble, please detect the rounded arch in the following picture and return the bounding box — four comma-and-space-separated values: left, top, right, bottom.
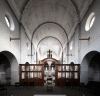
0, 51, 19, 85
80, 50, 100, 85
21, 0, 79, 50
37, 36, 63, 60
0, 53, 10, 84
41, 58, 58, 65
31, 22, 68, 56
37, 36, 63, 51
31, 22, 68, 43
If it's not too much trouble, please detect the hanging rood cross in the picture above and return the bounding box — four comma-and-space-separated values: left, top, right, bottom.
47, 49, 52, 58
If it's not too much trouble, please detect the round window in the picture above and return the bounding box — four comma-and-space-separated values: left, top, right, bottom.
89, 16, 95, 28
5, 16, 10, 28
85, 12, 95, 31
5, 13, 15, 31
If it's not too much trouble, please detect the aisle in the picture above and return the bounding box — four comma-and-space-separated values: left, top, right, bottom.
0, 85, 95, 96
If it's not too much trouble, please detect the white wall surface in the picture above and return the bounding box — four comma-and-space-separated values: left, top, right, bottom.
68, 0, 100, 84
0, 0, 32, 85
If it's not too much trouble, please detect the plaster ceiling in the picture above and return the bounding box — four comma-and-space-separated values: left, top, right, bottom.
7, 0, 93, 60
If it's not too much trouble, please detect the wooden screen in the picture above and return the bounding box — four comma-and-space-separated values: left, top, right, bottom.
55, 64, 80, 86
19, 64, 44, 86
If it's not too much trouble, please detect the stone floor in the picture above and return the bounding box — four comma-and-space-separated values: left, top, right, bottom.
0, 85, 98, 96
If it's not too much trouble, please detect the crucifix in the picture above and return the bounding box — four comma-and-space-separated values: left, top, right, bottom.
47, 49, 52, 58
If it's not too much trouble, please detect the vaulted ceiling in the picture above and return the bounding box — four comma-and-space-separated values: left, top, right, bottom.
7, 0, 93, 60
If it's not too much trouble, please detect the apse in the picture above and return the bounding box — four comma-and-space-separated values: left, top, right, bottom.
37, 37, 62, 60
32, 23, 67, 60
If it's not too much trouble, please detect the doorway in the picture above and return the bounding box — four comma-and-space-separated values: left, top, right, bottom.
80, 51, 100, 85
0, 53, 11, 85
41, 58, 58, 85
0, 51, 19, 85
88, 53, 100, 81
44, 61, 55, 85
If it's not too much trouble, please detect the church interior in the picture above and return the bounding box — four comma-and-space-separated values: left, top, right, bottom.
0, 0, 100, 96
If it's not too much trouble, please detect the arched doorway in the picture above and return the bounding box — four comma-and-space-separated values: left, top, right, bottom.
89, 53, 100, 81
41, 58, 58, 85
80, 51, 100, 85
0, 53, 10, 85
0, 51, 19, 85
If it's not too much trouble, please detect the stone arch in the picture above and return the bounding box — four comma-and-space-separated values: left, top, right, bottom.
0, 53, 10, 84
80, 50, 100, 85
37, 36, 63, 50
0, 51, 19, 85
31, 22, 68, 50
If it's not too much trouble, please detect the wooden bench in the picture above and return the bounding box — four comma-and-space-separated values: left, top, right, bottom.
23, 82, 28, 89
30, 82, 34, 88
86, 81, 100, 95
14, 82, 20, 90
0, 84, 7, 94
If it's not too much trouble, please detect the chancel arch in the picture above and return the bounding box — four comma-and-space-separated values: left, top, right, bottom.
37, 36, 63, 49
31, 22, 68, 50
31, 22, 68, 61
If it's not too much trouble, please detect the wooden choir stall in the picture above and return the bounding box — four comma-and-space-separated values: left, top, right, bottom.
19, 62, 80, 86
19, 64, 44, 86
55, 63, 80, 86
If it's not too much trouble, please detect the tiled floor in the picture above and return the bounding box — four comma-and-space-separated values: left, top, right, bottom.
0, 85, 97, 96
